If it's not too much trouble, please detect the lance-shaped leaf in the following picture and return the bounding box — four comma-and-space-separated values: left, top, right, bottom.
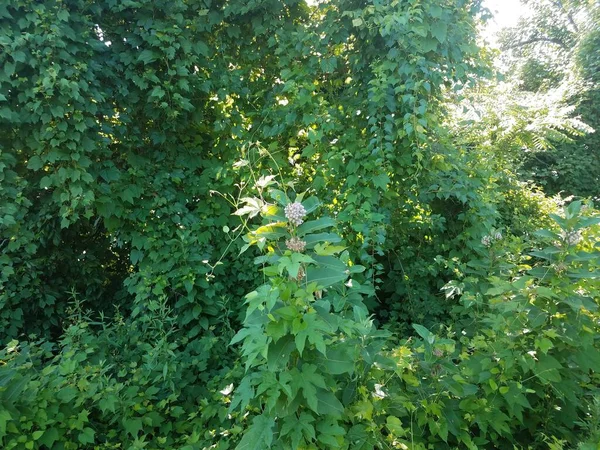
297, 217, 336, 236
304, 232, 343, 248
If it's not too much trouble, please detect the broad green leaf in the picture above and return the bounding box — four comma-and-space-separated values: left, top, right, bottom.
386, 416, 406, 437
123, 418, 143, 437
1, 374, 28, 404
304, 232, 343, 248
98, 394, 118, 413
39, 428, 60, 448
316, 348, 354, 375
57, 9, 69, 21
263, 205, 286, 221
229, 373, 260, 412
430, 22, 448, 42
254, 222, 288, 239
565, 201, 582, 219
278, 253, 315, 279
534, 229, 559, 240
280, 412, 315, 449
348, 424, 375, 450
230, 328, 252, 346
321, 57, 337, 73
302, 196, 321, 213
291, 365, 326, 413
27, 155, 43, 170
529, 250, 556, 261
78, 427, 95, 445
297, 217, 336, 236
561, 296, 598, 312
295, 330, 308, 356
372, 173, 389, 190
274, 305, 298, 320
33, 430, 44, 440
535, 355, 562, 383
138, 49, 157, 64
576, 217, 600, 229
420, 37, 438, 52
268, 189, 288, 206
567, 270, 600, 279
574, 348, 600, 372
236, 415, 275, 450
267, 336, 295, 371
306, 255, 348, 288
316, 419, 345, 447
314, 243, 346, 256
0, 409, 10, 438
317, 390, 344, 417
429, 5, 443, 18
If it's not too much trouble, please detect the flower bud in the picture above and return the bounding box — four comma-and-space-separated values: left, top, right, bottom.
286, 237, 306, 252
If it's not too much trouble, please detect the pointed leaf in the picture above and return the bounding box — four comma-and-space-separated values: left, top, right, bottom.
236, 415, 275, 450
297, 217, 336, 236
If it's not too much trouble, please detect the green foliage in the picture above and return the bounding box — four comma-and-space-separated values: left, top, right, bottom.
0, 0, 491, 341
496, 0, 600, 198
376, 201, 600, 448
2, 0, 599, 449
0, 303, 245, 449
1, 0, 317, 339
231, 187, 390, 448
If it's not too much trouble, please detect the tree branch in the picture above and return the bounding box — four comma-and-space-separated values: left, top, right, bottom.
505, 36, 569, 50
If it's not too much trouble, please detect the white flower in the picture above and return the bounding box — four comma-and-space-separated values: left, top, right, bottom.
284, 202, 307, 226
494, 231, 502, 241
481, 235, 492, 247
219, 384, 234, 396
373, 384, 387, 399
561, 230, 582, 246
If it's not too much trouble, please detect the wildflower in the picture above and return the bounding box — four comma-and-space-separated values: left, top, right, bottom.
284, 202, 307, 226
482, 231, 502, 247
373, 384, 387, 399
561, 230, 582, 246
286, 237, 306, 252
555, 263, 567, 273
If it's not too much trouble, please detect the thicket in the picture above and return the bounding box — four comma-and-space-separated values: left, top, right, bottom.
1, 0, 599, 449
496, 0, 600, 199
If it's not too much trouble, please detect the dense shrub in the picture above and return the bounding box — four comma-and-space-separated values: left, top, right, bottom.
2, 199, 599, 449
1, 0, 599, 449
0, 307, 244, 449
